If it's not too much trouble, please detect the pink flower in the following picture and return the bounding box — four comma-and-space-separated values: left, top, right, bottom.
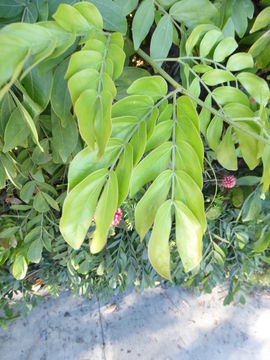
111, 208, 122, 226
222, 175, 236, 189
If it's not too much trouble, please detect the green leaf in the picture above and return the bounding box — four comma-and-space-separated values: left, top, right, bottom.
237, 176, 260, 186
175, 200, 203, 273
73, 2, 103, 30
127, 76, 168, 100
261, 145, 270, 198
130, 122, 147, 166
3, 108, 30, 152
21, 66, 53, 113
130, 142, 172, 198
42, 192, 59, 211
235, 123, 260, 170
200, 29, 222, 58
114, 0, 139, 16
250, 7, 270, 33
0, 226, 19, 238
174, 171, 206, 231
146, 120, 173, 153
0, 0, 24, 18
0, 93, 16, 137
199, 94, 211, 136
33, 192, 50, 213
206, 115, 223, 152
148, 200, 172, 281
242, 192, 262, 222
231, 0, 254, 38
213, 37, 238, 62
108, 43, 126, 80
32, 139, 51, 165
95, 90, 113, 159
0, 162, 6, 189
20, 181, 36, 203
185, 24, 215, 55
112, 95, 154, 119
176, 97, 203, 169
216, 127, 238, 170
53, 3, 94, 33
192, 64, 213, 74
115, 144, 133, 206
12, 255, 28, 280
112, 116, 138, 140
249, 30, 270, 58
89, 0, 127, 33
115, 66, 150, 100
27, 239, 43, 263
237, 72, 270, 106
132, 0, 155, 50
170, 0, 218, 26
52, 111, 78, 163
51, 59, 72, 126
0, 35, 28, 89
175, 141, 203, 189
68, 139, 122, 191
253, 231, 270, 253
73, 89, 96, 149
11, 94, 42, 151
226, 52, 254, 71
90, 171, 118, 253
212, 86, 249, 107
150, 14, 173, 66
202, 69, 235, 86
135, 170, 172, 240
60, 169, 107, 249
68, 68, 99, 103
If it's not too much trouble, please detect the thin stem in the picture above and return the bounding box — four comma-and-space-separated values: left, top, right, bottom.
155, 56, 240, 87
171, 93, 177, 203
177, 58, 225, 116
204, 156, 218, 213
109, 89, 179, 173
137, 48, 270, 145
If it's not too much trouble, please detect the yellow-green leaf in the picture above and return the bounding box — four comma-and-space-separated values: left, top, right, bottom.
60, 169, 107, 249
12, 254, 28, 280
226, 52, 254, 71
127, 76, 168, 100
213, 37, 238, 62
175, 200, 203, 273
135, 170, 172, 240
216, 126, 238, 170
130, 142, 172, 198
148, 200, 172, 281
202, 69, 235, 86
90, 171, 118, 253
237, 72, 270, 106
115, 143, 133, 206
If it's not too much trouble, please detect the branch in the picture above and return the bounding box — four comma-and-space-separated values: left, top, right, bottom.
137, 48, 270, 145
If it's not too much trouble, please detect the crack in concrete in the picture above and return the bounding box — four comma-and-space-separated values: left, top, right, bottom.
97, 296, 107, 360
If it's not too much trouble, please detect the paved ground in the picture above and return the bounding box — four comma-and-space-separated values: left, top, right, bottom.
0, 285, 269, 360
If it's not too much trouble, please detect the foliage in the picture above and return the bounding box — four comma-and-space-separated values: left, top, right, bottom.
0, 0, 270, 325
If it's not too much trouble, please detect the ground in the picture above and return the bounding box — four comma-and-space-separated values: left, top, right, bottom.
0, 285, 269, 360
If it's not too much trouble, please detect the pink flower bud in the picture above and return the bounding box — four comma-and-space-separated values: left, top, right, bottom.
222, 175, 236, 189
111, 208, 122, 226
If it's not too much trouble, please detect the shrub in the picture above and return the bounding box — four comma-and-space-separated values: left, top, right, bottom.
0, 0, 269, 326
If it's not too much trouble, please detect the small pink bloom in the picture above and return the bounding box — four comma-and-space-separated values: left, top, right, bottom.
222, 175, 236, 189
111, 208, 122, 226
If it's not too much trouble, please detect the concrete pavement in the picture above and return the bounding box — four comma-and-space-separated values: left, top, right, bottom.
0, 286, 269, 360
